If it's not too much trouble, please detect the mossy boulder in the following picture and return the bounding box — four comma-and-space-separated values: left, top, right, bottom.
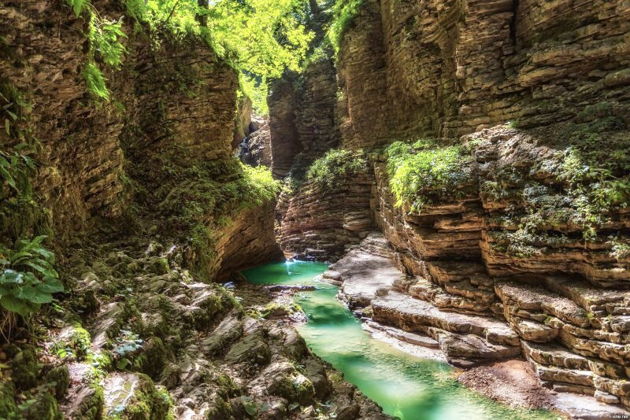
102, 372, 172, 420
7, 345, 40, 390
19, 388, 62, 420
135, 337, 171, 379
44, 365, 70, 399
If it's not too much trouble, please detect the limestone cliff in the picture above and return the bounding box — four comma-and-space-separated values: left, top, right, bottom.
0, 1, 387, 418
274, 0, 630, 412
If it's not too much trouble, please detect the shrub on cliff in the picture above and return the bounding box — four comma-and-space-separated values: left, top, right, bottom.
328, 0, 364, 54
306, 149, 367, 189
386, 139, 476, 212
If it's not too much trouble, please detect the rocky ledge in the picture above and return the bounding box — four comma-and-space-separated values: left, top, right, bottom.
334, 234, 630, 418
1, 240, 389, 420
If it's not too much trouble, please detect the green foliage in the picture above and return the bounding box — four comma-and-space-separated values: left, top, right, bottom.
0, 83, 48, 251
81, 12, 128, 101
0, 151, 35, 197
386, 139, 476, 212
52, 324, 92, 361
306, 149, 367, 189
121, 0, 314, 113
65, 0, 91, 17
0, 81, 31, 139
0, 236, 63, 317
150, 157, 280, 252
483, 107, 629, 257
608, 237, 630, 260
89, 16, 127, 68
83, 62, 110, 100
328, 0, 364, 54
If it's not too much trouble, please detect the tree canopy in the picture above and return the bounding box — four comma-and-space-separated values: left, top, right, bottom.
122, 0, 315, 113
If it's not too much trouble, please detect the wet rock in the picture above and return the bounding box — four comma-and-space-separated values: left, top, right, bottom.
335, 234, 401, 308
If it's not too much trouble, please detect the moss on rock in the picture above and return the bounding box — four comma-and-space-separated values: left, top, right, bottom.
103, 373, 172, 420
44, 365, 70, 399
0, 382, 18, 419
8, 345, 40, 390
18, 388, 62, 420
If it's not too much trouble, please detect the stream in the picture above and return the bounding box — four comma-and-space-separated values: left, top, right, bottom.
243, 261, 557, 420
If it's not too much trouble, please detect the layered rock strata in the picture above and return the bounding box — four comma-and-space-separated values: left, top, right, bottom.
277, 173, 374, 260
338, 0, 630, 145
366, 125, 630, 409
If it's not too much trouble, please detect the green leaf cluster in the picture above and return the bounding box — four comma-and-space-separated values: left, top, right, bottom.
328, 0, 364, 55
386, 139, 476, 212
0, 236, 63, 317
90, 16, 127, 68
65, 0, 90, 17
119, 0, 313, 113
306, 148, 367, 189
82, 13, 128, 101
83, 62, 110, 101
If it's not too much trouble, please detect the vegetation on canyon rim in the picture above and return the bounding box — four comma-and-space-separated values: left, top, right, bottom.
386, 139, 476, 213
306, 149, 367, 189
382, 111, 630, 259
68, 0, 314, 112
488, 106, 630, 258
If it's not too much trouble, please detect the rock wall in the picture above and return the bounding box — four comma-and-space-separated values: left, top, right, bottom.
368, 124, 630, 408
0, 0, 281, 276
337, 0, 630, 146
0, 0, 128, 242
274, 0, 630, 411
277, 173, 374, 260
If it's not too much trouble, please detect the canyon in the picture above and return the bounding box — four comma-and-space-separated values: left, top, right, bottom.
0, 0, 629, 419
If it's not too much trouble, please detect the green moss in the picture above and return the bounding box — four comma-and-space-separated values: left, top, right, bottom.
328, 0, 365, 54
306, 149, 367, 190
207, 395, 234, 419
108, 374, 172, 420
134, 337, 170, 379
0, 382, 18, 419
52, 324, 92, 361
137, 154, 279, 277
386, 139, 476, 212
44, 366, 70, 399
484, 106, 629, 257
18, 388, 62, 420
8, 345, 40, 390
608, 237, 630, 260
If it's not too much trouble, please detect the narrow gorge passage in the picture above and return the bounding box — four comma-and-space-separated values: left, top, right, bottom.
1, 0, 629, 419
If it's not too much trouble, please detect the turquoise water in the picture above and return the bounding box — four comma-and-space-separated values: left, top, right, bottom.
243, 261, 557, 420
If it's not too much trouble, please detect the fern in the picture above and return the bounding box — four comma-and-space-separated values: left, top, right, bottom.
0, 236, 63, 317
65, 0, 91, 17
124, 0, 149, 22
83, 62, 110, 100
90, 16, 127, 68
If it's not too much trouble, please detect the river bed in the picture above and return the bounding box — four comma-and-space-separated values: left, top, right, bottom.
243, 261, 558, 420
